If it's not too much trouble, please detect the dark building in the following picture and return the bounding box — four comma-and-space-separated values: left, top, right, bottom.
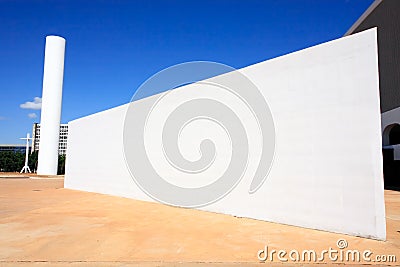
346, 0, 400, 188
346, 0, 400, 113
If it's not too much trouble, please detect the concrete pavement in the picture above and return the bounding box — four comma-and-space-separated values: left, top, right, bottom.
0, 175, 399, 266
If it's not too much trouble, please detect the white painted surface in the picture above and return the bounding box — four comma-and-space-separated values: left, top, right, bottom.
381, 106, 400, 131
65, 29, 386, 239
382, 106, 400, 143
381, 107, 400, 159
37, 36, 65, 175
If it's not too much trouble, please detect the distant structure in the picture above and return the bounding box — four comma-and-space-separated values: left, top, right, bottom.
32, 123, 68, 155
37, 35, 66, 175
0, 144, 30, 153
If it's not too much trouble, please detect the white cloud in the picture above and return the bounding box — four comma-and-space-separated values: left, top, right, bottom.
0, 116, 6, 120
28, 113, 37, 119
20, 97, 42, 110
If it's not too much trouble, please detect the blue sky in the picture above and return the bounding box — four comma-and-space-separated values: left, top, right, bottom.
0, 0, 374, 144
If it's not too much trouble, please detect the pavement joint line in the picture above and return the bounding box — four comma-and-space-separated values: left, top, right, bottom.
29, 177, 64, 180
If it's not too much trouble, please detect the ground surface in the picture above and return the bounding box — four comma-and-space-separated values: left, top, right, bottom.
0, 173, 399, 266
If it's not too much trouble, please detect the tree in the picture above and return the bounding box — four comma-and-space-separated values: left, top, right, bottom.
0, 150, 66, 174
0, 151, 24, 172
58, 154, 66, 175
29, 151, 39, 172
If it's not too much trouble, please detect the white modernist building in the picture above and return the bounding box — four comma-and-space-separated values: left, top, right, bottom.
65, 29, 386, 240
32, 123, 68, 155
37, 36, 66, 175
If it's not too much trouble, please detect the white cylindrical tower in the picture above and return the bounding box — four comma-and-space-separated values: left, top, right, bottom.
37, 35, 66, 175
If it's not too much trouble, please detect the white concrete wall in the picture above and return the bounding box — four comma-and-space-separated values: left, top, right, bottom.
381, 107, 400, 159
382, 107, 400, 144
382, 107, 400, 130
65, 28, 386, 240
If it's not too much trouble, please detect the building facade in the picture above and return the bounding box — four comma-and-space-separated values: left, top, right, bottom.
32, 123, 68, 155
0, 144, 29, 154
345, 0, 400, 136
346, 0, 400, 188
